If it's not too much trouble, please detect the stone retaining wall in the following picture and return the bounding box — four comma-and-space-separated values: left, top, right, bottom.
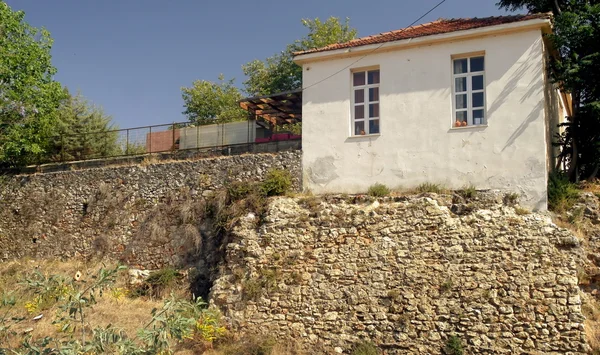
211, 195, 588, 354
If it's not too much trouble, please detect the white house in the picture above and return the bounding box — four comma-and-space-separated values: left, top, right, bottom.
293, 14, 569, 210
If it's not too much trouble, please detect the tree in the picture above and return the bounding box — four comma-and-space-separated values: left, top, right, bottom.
181, 74, 247, 125
51, 88, 119, 161
242, 17, 358, 97
0, 2, 66, 166
497, 0, 600, 181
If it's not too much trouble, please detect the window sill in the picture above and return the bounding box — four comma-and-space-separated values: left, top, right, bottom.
348, 134, 381, 139
450, 125, 488, 131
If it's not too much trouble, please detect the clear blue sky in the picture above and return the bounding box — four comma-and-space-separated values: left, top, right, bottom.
5, 0, 516, 128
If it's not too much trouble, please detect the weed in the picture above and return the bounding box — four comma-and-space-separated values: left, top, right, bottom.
141, 267, 181, 298
568, 206, 585, 225
416, 183, 445, 194
351, 340, 379, 355
440, 279, 454, 294
444, 335, 464, 355
368, 183, 390, 197
459, 185, 477, 199
503, 192, 519, 206
242, 267, 281, 301
298, 196, 322, 211
514, 206, 530, 215
548, 172, 580, 212
261, 169, 292, 197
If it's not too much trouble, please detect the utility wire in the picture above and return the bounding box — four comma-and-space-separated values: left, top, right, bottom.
301, 0, 448, 92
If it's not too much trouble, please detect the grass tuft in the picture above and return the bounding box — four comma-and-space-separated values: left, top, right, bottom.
367, 183, 390, 197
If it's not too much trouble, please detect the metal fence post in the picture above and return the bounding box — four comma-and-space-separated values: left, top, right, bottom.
126, 129, 130, 155
172, 122, 176, 151
148, 126, 152, 154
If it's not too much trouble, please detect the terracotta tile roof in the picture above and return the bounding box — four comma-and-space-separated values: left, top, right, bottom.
294, 13, 551, 56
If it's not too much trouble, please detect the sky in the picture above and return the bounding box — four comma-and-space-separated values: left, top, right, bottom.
5, 0, 517, 128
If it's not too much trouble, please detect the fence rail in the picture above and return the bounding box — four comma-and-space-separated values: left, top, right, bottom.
42, 120, 300, 165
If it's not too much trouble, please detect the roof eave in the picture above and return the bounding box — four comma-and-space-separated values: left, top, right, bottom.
293, 18, 552, 65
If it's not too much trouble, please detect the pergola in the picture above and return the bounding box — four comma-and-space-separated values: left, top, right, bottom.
238, 89, 302, 126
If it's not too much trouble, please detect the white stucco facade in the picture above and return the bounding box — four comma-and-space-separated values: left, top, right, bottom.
297, 21, 555, 210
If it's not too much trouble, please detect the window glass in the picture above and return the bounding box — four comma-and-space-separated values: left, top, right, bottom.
355, 105, 364, 119
456, 94, 467, 109
453, 59, 467, 74
470, 57, 484, 72
472, 92, 484, 108
354, 121, 365, 135
369, 120, 380, 134
368, 70, 380, 84
369, 87, 379, 102
353, 72, 365, 86
369, 103, 379, 118
456, 111, 467, 122
472, 75, 484, 91
473, 109, 485, 125
455, 77, 467, 92
355, 89, 364, 103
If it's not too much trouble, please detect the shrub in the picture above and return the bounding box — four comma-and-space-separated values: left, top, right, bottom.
416, 183, 445, 194
261, 169, 292, 197
368, 183, 390, 197
444, 335, 463, 355
141, 267, 181, 298
351, 341, 379, 355
548, 172, 580, 212
227, 181, 254, 201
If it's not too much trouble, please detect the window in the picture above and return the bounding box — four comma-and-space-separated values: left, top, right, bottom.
352, 69, 380, 135
453, 55, 485, 127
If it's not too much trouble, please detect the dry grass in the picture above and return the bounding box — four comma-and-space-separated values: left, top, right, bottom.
0, 259, 179, 350
583, 296, 600, 352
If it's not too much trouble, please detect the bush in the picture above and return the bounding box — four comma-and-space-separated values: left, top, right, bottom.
459, 185, 477, 199
548, 172, 580, 212
368, 183, 390, 197
444, 335, 463, 355
261, 169, 292, 197
227, 181, 254, 201
351, 341, 379, 355
136, 267, 181, 298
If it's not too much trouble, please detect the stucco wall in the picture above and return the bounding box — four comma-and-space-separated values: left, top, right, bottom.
301, 29, 549, 210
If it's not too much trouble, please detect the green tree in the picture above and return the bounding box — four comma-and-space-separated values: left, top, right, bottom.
52, 89, 119, 161
242, 17, 357, 97
497, 0, 600, 181
0, 2, 66, 166
181, 74, 247, 125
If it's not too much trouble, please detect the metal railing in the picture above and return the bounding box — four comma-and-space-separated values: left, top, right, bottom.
44, 120, 301, 165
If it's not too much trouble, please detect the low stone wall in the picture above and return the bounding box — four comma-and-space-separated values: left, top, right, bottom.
0, 151, 301, 269
211, 195, 588, 354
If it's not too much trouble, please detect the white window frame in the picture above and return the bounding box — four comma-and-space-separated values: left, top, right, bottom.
452, 54, 486, 127
351, 67, 380, 136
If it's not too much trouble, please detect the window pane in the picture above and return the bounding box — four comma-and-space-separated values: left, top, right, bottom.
453, 59, 467, 74
470, 57, 484, 72
369, 103, 379, 118
472, 92, 484, 108
473, 109, 485, 125
472, 75, 484, 91
355, 121, 365, 135
354, 89, 364, 103
355, 105, 364, 119
455, 77, 467, 93
456, 94, 467, 109
456, 111, 467, 123
369, 87, 379, 102
368, 70, 380, 84
353, 72, 365, 86
369, 119, 380, 134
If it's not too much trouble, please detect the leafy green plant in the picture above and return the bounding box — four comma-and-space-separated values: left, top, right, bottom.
351, 340, 379, 355
548, 172, 580, 212
368, 183, 390, 197
227, 181, 254, 201
444, 335, 464, 355
261, 169, 292, 197
440, 279, 454, 294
